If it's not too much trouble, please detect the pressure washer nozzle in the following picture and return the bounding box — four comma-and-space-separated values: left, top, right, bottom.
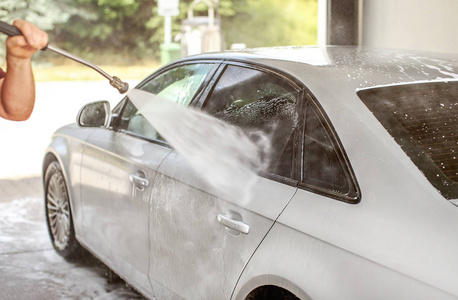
110, 76, 129, 94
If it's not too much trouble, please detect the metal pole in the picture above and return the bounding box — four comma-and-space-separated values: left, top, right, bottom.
47, 45, 113, 81
0, 20, 129, 94
164, 15, 172, 45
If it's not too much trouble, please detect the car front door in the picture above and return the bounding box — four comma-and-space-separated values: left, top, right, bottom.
81, 62, 218, 297
147, 63, 302, 298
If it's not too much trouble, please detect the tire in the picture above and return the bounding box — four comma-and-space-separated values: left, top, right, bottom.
44, 160, 84, 260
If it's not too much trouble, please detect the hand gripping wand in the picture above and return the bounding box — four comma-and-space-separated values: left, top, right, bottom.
0, 20, 129, 94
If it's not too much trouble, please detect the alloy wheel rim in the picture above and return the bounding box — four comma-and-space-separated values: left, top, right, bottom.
47, 172, 70, 250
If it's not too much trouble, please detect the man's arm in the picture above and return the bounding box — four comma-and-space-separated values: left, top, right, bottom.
0, 20, 48, 121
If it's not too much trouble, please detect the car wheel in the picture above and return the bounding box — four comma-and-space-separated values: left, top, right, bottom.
44, 160, 83, 260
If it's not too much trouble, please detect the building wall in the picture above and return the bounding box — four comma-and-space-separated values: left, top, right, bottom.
362, 0, 458, 53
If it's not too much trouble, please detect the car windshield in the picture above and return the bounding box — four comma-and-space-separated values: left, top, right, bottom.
357, 81, 458, 200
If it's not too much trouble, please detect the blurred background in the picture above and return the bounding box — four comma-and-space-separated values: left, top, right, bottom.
1, 0, 458, 179
0, 0, 318, 69
0, 0, 318, 179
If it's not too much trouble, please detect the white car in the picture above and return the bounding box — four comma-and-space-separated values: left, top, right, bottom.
43, 46, 458, 299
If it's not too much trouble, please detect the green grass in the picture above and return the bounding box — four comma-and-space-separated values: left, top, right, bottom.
33, 63, 160, 82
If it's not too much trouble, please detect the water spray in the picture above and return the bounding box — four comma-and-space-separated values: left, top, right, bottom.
0, 20, 129, 94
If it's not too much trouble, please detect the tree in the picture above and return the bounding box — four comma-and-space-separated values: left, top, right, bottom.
46, 0, 158, 63
47, 0, 317, 62
0, 0, 318, 64
0, 0, 75, 30
221, 0, 317, 48
0, 0, 76, 59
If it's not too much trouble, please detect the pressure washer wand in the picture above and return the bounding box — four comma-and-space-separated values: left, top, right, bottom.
0, 20, 129, 94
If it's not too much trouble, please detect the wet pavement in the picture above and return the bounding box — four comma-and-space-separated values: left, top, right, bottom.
0, 176, 145, 300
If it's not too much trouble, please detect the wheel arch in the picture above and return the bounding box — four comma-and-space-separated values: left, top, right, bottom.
42, 134, 84, 236
42, 137, 72, 184
42, 147, 72, 203
42, 148, 75, 222
233, 274, 311, 300
42, 152, 59, 182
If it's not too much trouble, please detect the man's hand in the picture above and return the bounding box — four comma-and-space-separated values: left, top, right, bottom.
0, 20, 48, 121
6, 20, 48, 60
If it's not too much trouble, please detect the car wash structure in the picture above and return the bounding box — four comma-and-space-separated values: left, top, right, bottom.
158, 0, 223, 64
180, 0, 223, 57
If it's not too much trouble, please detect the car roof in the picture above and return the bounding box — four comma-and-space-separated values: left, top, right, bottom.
183, 46, 458, 89
182, 45, 458, 119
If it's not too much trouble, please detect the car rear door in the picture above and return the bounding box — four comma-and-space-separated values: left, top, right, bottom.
147, 63, 302, 298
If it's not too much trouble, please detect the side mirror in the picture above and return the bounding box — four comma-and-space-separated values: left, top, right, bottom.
77, 101, 111, 128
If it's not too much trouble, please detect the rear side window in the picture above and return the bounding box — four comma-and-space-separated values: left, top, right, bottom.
203, 65, 299, 179
302, 102, 350, 194
298, 99, 359, 203
358, 81, 458, 200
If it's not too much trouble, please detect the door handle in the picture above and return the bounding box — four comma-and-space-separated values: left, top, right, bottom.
217, 213, 250, 234
129, 173, 149, 190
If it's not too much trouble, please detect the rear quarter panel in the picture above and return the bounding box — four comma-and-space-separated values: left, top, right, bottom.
232, 95, 458, 300
232, 58, 458, 299
235, 178, 458, 299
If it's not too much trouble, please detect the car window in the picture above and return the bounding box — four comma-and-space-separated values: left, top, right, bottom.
119, 63, 215, 140
143, 66, 211, 106
202, 65, 299, 178
358, 81, 458, 200
302, 102, 350, 195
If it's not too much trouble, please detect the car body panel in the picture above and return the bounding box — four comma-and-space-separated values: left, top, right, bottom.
107, 132, 171, 295
43, 46, 458, 299
234, 216, 457, 300
44, 124, 95, 235
233, 176, 458, 299
147, 151, 298, 299
78, 128, 172, 296
80, 128, 116, 262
